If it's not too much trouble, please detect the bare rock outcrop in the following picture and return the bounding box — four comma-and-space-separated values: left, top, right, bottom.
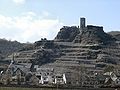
73, 25, 116, 44
54, 26, 79, 42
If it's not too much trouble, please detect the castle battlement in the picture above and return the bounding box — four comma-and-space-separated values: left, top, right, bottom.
87, 25, 103, 30
80, 17, 103, 31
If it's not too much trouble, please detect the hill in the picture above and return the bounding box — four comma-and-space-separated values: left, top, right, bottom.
1, 18, 120, 87
0, 39, 25, 59
2, 17, 120, 75
108, 31, 120, 41
4, 22, 120, 72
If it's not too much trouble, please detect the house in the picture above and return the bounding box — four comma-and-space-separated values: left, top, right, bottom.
1, 62, 32, 85
103, 71, 118, 86
0, 69, 12, 85
10, 63, 32, 85
34, 66, 67, 85
35, 67, 54, 84
54, 73, 66, 84
10, 68, 26, 85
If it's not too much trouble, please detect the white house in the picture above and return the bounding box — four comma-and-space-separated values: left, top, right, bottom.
34, 66, 67, 85
35, 67, 54, 84
54, 73, 67, 84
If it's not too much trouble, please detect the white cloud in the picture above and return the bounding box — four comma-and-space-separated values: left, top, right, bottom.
0, 12, 63, 43
12, 0, 26, 4
42, 11, 50, 17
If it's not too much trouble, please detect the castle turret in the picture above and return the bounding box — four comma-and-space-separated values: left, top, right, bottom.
80, 17, 86, 29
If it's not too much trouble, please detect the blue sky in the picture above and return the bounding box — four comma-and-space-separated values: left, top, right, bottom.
0, 0, 120, 42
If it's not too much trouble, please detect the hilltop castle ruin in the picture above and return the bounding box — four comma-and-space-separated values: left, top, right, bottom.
1, 17, 120, 87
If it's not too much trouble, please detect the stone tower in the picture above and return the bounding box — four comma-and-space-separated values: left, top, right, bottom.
80, 17, 86, 29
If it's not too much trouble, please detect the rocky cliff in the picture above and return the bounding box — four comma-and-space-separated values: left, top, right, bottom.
54, 26, 79, 42
73, 25, 116, 44
54, 25, 116, 45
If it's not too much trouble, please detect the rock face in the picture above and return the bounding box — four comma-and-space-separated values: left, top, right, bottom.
73, 25, 116, 44
54, 26, 79, 42
54, 25, 116, 45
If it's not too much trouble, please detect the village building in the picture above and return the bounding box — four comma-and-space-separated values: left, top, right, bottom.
34, 66, 55, 84
0, 61, 32, 85
54, 73, 66, 84
10, 68, 26, 85
34, 65, 67, 85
